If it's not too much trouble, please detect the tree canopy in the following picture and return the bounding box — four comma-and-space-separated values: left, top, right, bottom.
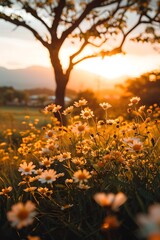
119, 71, 160, 106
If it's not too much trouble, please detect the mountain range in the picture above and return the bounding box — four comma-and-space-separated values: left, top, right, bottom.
0, 65, 126, 92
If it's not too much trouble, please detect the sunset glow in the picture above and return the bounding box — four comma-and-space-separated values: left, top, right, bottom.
76, 54, 160, 80
0, 36, 160, 84
35, 53, 159, 81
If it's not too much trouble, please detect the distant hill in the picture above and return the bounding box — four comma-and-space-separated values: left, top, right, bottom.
0, 66, 55, 90
0, 65, 125, 91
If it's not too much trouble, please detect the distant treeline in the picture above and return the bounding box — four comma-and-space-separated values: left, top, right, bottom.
0, 87, 55, 106
118, 70, 160, 106
0, 87, 28, 105
0, 70, 160, 107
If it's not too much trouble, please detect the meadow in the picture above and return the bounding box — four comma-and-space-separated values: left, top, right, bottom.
0, 98, 160, 240
0, 106, 50, 130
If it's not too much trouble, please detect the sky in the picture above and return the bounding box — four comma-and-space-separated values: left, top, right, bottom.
0, 20, 160, 85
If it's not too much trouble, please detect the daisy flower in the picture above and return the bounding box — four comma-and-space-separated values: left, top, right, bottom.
73, 169, 91, 183
99, 102, 112, 110
62, 106, 74, 115
18, 162, 36, 175
74, 99, 87, 107
94, 192, 127, 211
38, 169, 58, 184
7, 201, 37, 229
58, 152, 71, 162
72, 122, 88, 135
80, 108, 94, 119
128, 96, 141, 106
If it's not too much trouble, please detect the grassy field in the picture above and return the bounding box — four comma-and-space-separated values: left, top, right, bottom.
0, 101, 159, 240
0, 106, 49, 130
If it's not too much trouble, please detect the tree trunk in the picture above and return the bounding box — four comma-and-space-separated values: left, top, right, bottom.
55, 78, 67, 110
50, 50, 68, 106
49, 49, 69, 125
54, 79, 67, 125
50, 49, 69, 125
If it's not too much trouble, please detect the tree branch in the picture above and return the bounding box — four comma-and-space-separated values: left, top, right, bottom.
144, 12, 160, 23
72, 46, 122, 66
60, 0, 118, 43
51, 0, 66, 38
72, 54, 98, 66
75, 0, 134, 47
19, 1, 51, 32
0, 13, 49, 48
70, 40, 88, 61
88, 38, 107, 48
119, 14, 143, 48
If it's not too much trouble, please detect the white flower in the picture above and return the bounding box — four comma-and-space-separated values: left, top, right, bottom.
58, 152, 71, 162
137, 204, 160, 237
99, 102, 112, 110
72, 122, 88, 135
7, 201, 37, 229
74, 99, 87, 107
80, 108, 94, 119
73, 169, 91, 183
137, 204, 160, 226
40, 147, 51, 155
111, 192, 127, 211
62, 106, 74, 115
44, 104, 62, 113
123, 137, 143, 152
40, 157, 53, 167
93, 193, 115, 207
138, 105, 146, 113
18, 162, 36, 175
128, 96, 141, 106
94, 192, 127, 211
38, 169, 58, 184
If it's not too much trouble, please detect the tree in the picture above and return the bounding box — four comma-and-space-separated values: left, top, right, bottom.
0, 87, 28, 105
118, 71, 160, 106
0, 0, 160, 110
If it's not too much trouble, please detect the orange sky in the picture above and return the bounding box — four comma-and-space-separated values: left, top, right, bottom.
0, 21, 160, 85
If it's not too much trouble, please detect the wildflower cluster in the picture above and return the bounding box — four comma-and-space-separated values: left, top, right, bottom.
0, 98, 159, 240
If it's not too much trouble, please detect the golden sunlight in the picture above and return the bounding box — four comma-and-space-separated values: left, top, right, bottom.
75, 54, 159, 80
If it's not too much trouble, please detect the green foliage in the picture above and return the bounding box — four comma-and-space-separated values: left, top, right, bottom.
119, 71, 160, 106
0, 87, 28, 105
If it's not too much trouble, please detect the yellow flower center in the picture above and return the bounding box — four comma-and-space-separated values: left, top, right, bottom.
63, 153, 67, 158
45, 176, 52, 181
84, 112, 90, 116
133, 144, 142, 151
77, 173, 87, 180
78, 125, 85, 131
24, 167, 31, 172
17, 208, 29, 220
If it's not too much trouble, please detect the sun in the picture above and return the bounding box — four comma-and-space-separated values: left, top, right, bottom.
75, 54, 159, 81
75, 54, 137, 79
